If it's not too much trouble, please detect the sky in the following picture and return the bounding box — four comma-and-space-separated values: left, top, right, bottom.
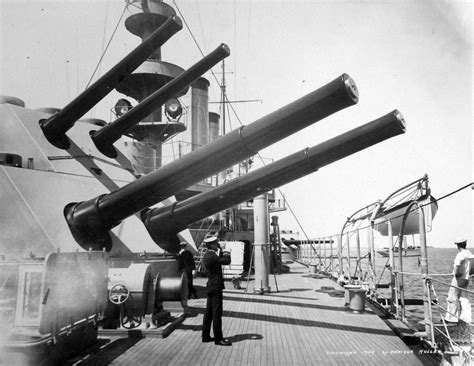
0, 0, 472, 248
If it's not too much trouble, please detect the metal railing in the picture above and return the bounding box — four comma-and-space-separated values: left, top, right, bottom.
293, 206, 472, 364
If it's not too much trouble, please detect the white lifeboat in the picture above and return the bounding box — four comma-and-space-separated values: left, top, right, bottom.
373, 194, 438, 236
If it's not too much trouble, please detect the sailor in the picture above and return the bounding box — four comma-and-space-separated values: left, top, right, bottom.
444, 237, 472, 323
201, 235, 232, 346
178, 242, 198, 299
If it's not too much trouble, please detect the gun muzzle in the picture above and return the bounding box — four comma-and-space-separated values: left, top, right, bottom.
64, 74, 358, 251
142, 110, 406, 252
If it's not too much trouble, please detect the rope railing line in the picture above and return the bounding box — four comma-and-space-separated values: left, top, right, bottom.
300, 249, 474, 290
428, 282, 443, 309
427, 280, 471, 327
431, 317, 472, 362
393, 270, 430, 276
431, 302, 450, 318
430, 301, 472, 355
430, 300, 457, 352
427, 282, 470, 356
85, 3, 128, 90
428, 278, 474, 295
428, 278, 458, 287
432, 327, 463, 348
392, 270, 458, 277
428, 284, 444, 308
423, 280, 470, 360
388, 186, 420, 211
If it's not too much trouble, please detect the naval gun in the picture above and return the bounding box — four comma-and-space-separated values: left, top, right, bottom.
91, 43, 231, 158
64, 74, 359, 251
39, 16, 182, 149
142, 110, 406, 251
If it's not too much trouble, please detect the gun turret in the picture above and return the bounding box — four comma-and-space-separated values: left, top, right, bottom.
39, 16, 182, 149
142, 110, 406, 252
64, 74, 358, 251
91, 43, 231, 158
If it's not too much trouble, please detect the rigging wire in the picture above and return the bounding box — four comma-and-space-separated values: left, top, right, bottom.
433, 182, 473, 203
85, 2, 129, 90
388, 186, 419, 208
173, 1, 255, 137
173, 0, 246, 129
193, 0, 208, 52
75, 19, 80, 97
65, 60, 71, 102
173, 1, 205, 62
281, 193, 311, 241
98, 0, 111, 80
233, 0, 237, 105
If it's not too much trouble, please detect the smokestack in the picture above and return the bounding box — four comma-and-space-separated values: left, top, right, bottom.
191, 78, 210, 151
209, 112, 220, 142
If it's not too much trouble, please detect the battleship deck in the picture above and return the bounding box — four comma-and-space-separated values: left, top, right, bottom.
69, 261, 435, 365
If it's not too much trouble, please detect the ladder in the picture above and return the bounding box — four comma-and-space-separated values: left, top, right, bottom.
194, 246, 207, 274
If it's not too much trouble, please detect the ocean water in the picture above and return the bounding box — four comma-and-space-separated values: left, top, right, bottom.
370, 247, 472, 327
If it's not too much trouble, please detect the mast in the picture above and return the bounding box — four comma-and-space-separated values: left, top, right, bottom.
221, 60, 227, 135
117, 0, 187, 175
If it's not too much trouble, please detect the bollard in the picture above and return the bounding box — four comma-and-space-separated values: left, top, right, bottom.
344, 284, 361, 306
349, 288, 366, 313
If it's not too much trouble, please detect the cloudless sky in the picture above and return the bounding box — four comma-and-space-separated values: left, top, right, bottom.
1, 0, 472, 247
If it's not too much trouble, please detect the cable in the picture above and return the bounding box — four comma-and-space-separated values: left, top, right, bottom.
434, 182, 473, 202
173, 1, 246, 130
173, 0, 206, 59
85, 3, 129, 89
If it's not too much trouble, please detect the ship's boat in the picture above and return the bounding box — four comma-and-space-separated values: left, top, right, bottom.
373, 194, 438, 236
377, 245, 421, 257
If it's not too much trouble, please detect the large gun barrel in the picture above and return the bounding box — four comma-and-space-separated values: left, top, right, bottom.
91, 43, 231, 158
39, 16, 183, 149
142, 110, 406, 252
64, 74, 358, 251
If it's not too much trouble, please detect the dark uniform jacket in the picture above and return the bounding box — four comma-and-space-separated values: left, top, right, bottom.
178, 250, 196, 273
202, 249, 231, 294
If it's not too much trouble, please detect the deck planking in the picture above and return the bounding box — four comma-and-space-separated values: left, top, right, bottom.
75, 261, 428, 366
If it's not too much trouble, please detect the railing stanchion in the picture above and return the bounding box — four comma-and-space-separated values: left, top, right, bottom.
356, 229, 361, 279
338, 234, 343, 278
387, 220, 397, 315
346, 232, 351, 279
418, 204, 433, 344
330, 235, 334, 274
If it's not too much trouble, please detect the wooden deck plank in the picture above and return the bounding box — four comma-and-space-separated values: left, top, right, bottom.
242, 296, 256, 366
285, 294, 306, 365
282, 277, 337, 365
88, 261, 427, 366
270, 294, 282, 365
294, 289, 322, 365
270, 293, 283, 366
245, 296, 259, 366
